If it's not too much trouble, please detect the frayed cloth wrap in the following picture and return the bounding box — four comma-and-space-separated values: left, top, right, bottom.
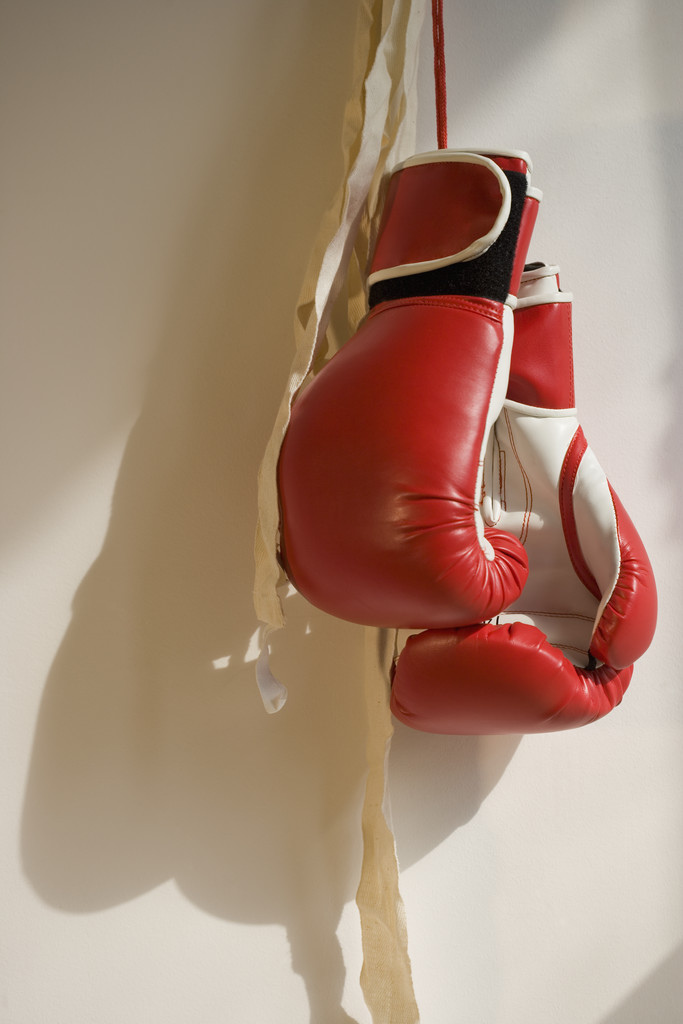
253, 1, 425, 1020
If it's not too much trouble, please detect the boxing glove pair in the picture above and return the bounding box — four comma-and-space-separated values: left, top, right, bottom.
277, 149, 657, 732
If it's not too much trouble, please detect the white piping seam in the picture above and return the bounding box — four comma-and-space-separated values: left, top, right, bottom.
476, 304, 515, 559
515, 292, 573, 309
393, 148, 532, 172
521, 263, 560, 281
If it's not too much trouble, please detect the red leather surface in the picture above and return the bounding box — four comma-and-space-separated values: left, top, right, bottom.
391, 623, 633, 734
509, 195, 540, 299
278, 295, 528, 628
369, 160, 506, 277
590, 485, 658, 669
507, 301, 575, 408
558, 426, 602, 601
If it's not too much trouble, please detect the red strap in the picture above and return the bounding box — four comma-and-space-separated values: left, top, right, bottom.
432, 0, 448, 148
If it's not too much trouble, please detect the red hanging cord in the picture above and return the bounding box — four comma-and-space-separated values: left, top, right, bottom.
432, 0, 448, 148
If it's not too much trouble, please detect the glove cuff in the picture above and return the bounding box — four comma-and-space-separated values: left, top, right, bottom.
508, 263, 575, 409
368, 150, 539, 307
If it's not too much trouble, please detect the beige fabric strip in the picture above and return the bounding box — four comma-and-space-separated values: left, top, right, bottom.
358, 628, 420, 1023
252, 0, 426, 1019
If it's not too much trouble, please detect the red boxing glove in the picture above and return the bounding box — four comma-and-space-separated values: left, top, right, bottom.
278, 151, 541, 628
391, 263, 657, 733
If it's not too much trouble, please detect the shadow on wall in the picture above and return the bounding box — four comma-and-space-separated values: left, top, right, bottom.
599, 943, 683, 1024
18, 5, 526, 1024
20, 5, 372, 1022
390, 724, 521, 865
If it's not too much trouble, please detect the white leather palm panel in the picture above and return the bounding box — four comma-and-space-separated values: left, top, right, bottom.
572, 445, 622, 630
482, 401, 621, 667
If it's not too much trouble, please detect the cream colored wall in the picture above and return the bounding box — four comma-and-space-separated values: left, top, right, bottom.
1, 2, 681, 1023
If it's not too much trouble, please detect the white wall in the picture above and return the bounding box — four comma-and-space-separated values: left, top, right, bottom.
1, 2, 681, 1022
